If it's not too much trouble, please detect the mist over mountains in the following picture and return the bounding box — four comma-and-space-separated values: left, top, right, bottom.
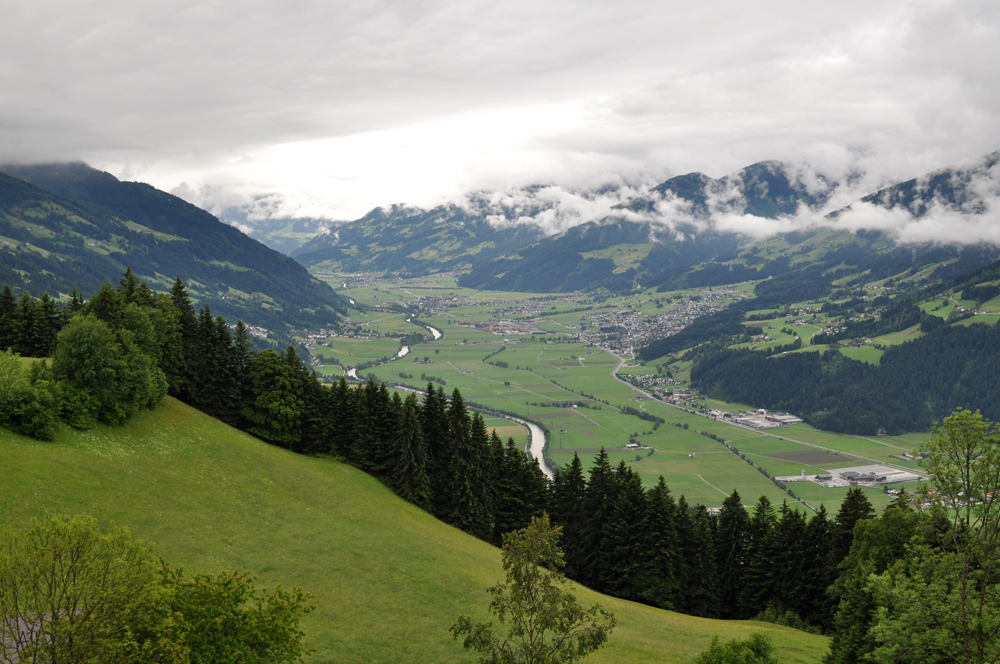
290, 151, 1000, 288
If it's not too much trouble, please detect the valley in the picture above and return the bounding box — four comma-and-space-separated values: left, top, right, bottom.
299, 270, 955, 515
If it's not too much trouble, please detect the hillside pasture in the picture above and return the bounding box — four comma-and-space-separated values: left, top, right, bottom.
0, 398, 830, 664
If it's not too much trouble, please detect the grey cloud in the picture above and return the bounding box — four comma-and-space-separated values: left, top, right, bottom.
1, 0, 997, 238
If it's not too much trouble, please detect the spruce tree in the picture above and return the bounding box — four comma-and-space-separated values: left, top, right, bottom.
168, 276, 198, 400
421, 383, 450, 518
230, 320, 257, 428
799, 504, 831, 627
578, 449, 618, 591
36, 292, 62, 356
739, 495, 777, 618
605, 465, 650, 602
550, 453, 587, 578
326, 376, 356, 459
16, 293, 45, 357
68, 285, 85, 313
88, 280, 123, 330
0, 285, 19, 351
681, 502, 720, 618
642, 477, 682, 610
770, 502, 808, 619
715, 490, 749, 619
118, 266, 141, 302
391, 393, 431, 508
446, 390, 484, 536
822, 487, 875, 629
488, 431, 516, 544
350, 378, 382, 471
466, 413, 493, 540
825, 506, 919, 663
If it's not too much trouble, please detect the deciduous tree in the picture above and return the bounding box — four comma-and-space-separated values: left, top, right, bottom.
451, 514, 615, 664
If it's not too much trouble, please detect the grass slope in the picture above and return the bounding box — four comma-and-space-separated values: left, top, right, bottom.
0, 398, 828, 664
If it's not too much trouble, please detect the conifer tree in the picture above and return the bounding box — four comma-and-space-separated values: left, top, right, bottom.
168, 276, 198, 399
466, 413, 493, 540
88, 280, 123, 330
642, 476, 683, 610
16, 293, 45, 357
391, 393, 431, 508
682, 502, 721, 618
550, 453, 587, 578
799, 504, 832, 627
491, 434, 523, 544
739, 495, 778, 618
715, 490, 749, 619
518, 451, 550, 530
0, 285, 19, 351
605, 465, 649, 602
326, 376, 356, 459
36, 293, 62, 356
230, 320, 257, 427
769, 502, 808, 618
822, 487, 875, 628
825, 505, 919, 663
578, 449, 618, 591
118, 266, 141, 302
421, 383, 450, 518
68, 285, 85, 313
446, 391, 485, 536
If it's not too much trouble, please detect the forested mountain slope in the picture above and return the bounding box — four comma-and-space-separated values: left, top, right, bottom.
0, 163, 347, 328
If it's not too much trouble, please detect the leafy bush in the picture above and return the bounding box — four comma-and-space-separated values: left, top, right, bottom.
693, 632, 779, 664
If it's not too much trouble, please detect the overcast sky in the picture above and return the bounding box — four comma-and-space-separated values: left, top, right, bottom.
1, 0, 998, 223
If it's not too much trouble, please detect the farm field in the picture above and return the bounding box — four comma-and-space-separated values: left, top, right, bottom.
313, 273, 929, 513
0, 397, 830, 664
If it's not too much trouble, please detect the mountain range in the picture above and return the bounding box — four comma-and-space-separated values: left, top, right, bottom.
291, 152, 1000, 294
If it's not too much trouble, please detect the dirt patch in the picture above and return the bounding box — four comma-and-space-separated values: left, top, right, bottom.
761, 449, 844, 466
581, 428, 596, 439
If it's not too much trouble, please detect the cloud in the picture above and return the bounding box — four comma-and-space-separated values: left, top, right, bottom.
0, 0, 997, 236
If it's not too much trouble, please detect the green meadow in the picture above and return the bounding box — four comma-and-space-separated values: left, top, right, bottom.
317, 273, 930, 514
0, 397, 830, 664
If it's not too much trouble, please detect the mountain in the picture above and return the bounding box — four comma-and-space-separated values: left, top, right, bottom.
462, 155, 1000, 294
0, 163, 348, 329
215, 206, 343, 255
459, 160, 840, 292
624, 159, 835, 218
849, 150, 999, 216
292, 198, 549, 274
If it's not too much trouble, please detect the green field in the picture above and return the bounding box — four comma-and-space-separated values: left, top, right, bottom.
310, 273, 932, 514
0, 398, 830, 663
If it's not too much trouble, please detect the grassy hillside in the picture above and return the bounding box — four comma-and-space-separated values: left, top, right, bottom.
0, 397, 829, 664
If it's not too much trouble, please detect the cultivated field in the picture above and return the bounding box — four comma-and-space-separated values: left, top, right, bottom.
313, 273, 926, 514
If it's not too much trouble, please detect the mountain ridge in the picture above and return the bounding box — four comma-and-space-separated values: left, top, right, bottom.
0, 162, 348, 329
